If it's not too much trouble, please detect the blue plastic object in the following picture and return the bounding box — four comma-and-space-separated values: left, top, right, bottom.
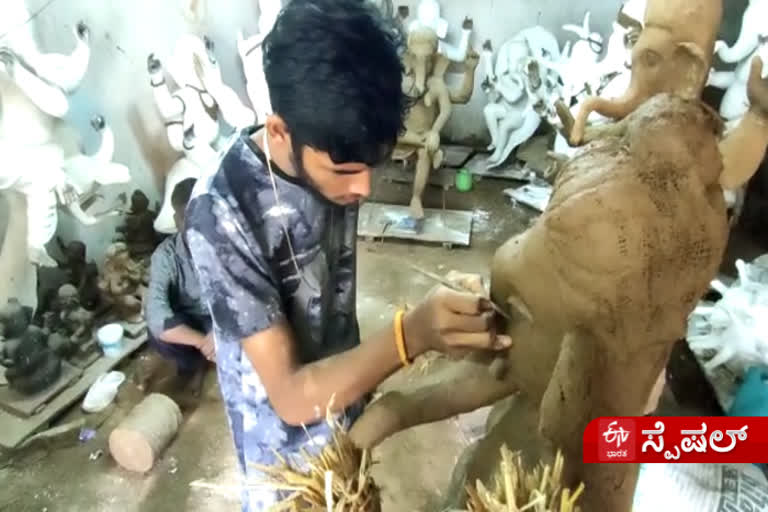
729, 366, 768, 417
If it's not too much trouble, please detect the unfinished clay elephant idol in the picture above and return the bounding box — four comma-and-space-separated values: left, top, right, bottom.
394, 23, 478, 219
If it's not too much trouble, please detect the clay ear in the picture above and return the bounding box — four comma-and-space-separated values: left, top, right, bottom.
674, 42, 709, 95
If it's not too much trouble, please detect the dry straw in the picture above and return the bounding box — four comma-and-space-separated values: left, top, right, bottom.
466, 446, 585, 512
252, 401, 380, 512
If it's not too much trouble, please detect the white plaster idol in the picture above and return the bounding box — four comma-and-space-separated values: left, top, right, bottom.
556, 12, 605, 107
549, 8, 638, 158
710, 0, 768, 129
237, 0, 282, 123
481, 27, 562, 169
1, 0, 90, 97
1, 27, 130, 269
149, 35, 254, 234
409, 0, 472, 64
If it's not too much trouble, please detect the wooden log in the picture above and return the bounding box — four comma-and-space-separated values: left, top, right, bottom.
108, 393, 182, 473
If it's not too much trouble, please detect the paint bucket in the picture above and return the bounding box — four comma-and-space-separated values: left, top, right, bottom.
97, 323, 124, 358
455, 168, 473, 192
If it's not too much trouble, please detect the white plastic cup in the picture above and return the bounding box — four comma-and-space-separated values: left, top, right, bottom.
97, 324, 124, 358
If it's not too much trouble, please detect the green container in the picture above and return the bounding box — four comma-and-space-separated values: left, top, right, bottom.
455, 168, 473, 192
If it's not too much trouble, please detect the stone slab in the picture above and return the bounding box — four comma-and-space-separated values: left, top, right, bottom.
465, 153, 535, 181
380, 162, 456, 189
357, 202, 473, 247
441, 145, 477, 168
0, 361, 83, 418
0, 324, 147, 449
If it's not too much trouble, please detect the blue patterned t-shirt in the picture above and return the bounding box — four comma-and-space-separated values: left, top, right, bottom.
185, 127, 366, 511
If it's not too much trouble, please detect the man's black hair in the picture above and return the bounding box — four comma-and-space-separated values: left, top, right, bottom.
263, 0, 408, 167
171, 178, 197, 210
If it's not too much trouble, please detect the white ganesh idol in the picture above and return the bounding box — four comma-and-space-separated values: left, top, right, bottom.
709, 0, 768, 130
481, 26, 562, 169
238, 0, 282, 124
1, 9, 130, 308
549, 5, 640, 158
148, 34, 255, 234
688, 256, 768, 373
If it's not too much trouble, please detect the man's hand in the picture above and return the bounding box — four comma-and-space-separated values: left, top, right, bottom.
403, 271, 512, 358
198, 332, 216, 362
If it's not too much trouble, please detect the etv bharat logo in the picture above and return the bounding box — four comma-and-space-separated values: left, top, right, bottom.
598, 419, 636, 462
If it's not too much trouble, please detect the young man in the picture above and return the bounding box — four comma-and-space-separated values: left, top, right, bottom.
144, 178, 213, 395
184, 1, 511, 509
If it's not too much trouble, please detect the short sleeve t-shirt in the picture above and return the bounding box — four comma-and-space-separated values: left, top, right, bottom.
185, 127, 365, 510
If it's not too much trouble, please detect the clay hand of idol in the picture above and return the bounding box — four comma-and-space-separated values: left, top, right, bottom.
403, 271, 512, 359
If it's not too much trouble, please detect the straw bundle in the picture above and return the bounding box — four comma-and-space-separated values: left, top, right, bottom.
252, 424, 380, 512
466, 446, 584, 512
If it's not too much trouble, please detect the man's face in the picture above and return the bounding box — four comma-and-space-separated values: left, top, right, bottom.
293, 146, 372, 206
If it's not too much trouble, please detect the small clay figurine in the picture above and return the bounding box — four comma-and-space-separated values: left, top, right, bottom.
55, 238, 101, 310
115, 190, 162, 259
56, 284, 94, 345
0, 299, 62, 395
98, 242, 145, 322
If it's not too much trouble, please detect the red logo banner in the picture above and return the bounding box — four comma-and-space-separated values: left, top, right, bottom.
583, 417, 768, 463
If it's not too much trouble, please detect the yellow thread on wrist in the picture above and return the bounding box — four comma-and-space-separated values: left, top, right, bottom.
394, 309, 410, 367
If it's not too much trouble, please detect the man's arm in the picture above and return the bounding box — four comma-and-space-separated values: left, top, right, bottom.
245, 285, 505, 427
145, 242, 207, 348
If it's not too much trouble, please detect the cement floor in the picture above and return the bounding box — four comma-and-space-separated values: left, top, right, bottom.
0, 176, 533, 512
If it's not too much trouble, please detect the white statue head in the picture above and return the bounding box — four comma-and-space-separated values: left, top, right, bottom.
168, 34, 221, 91
258, 0, 283, 35
411, 0, 448, 39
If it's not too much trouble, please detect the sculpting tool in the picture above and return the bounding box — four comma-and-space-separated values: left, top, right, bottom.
404, 262, 511, 320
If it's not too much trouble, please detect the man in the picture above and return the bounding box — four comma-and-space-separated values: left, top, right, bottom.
184, 1, 511, 509
144, 178, 213, 396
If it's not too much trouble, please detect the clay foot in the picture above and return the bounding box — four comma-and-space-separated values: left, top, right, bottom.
409, 197, 425, 220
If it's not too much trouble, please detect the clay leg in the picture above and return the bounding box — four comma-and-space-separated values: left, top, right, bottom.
410, 148, 431, 219
539, 330, 671, 512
